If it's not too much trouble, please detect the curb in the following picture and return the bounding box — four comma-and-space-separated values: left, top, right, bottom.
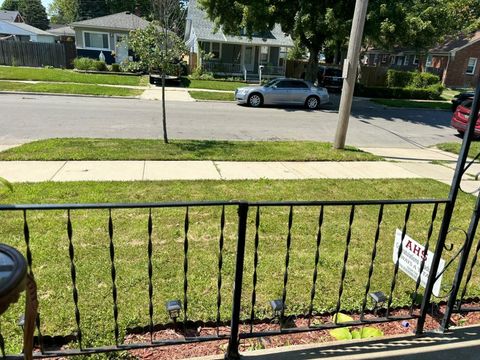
0, 91, 140, 100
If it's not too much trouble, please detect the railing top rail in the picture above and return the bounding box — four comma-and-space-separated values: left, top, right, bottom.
0, 198, 449, 211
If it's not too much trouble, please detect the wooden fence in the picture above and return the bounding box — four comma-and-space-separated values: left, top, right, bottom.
0, 41, 67, 68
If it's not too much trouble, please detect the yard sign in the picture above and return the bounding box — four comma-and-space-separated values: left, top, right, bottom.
393, 229, 445, 297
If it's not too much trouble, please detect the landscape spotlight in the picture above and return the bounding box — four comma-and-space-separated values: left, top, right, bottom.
369, 291, 387, 316
270, 299, 284, 319
166, 300, 181, 322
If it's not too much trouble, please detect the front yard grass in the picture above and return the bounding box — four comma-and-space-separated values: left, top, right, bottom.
0, 138, 379, 161
437, 142, 480, 158
0, 66, 148, 86
189, 90, 234, 101
0, 81, 143, 97
0, 179, 474, 352
371, 98, 451, 110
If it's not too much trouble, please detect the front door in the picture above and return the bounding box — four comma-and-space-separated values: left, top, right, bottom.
244, 46, 254, 72
115, 34, 128, 64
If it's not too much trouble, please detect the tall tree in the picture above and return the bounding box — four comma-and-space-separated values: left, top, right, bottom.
1, 0, 19, 10
199, 0, 355, 81
18, 0, 49, 30
49, 0, 77, 24
76, 0, 108, 20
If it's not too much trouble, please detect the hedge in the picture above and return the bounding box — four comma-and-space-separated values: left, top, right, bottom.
73, 57, 108, 72
355, 84, 444, 100
387, 70, 440, 88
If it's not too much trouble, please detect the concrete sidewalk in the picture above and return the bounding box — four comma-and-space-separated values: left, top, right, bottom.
189, 325, 480, 360
1, 159, 478, 191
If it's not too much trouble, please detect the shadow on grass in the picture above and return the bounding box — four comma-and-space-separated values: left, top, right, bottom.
173, 140, 237, 153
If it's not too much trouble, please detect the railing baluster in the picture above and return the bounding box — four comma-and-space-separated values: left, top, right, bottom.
458, 236, 480, 307
108, 209, 120, 346
387, 204, 412, 317
308, 206, 324, 327
216, 206, 225, 336
67, 209, 82, 350
147, 209, 154, 343
23, 210, 44, 353
334, 205, 356, 322
360, 204, 384, 320
249, 206, 261, 333
280, 206, 294, 322
183, 207, 189, 332
410, 203, 438, 314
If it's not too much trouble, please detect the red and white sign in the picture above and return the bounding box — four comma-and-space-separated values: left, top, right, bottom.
393, 229, 445, 297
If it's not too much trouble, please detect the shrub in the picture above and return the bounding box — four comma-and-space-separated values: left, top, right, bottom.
73, 57, 108, 72
190, 67, 214, 80
120, 60, 146, 73
386, 70, 440, 89
355, 84, 444, 100
111, 64, 120, 72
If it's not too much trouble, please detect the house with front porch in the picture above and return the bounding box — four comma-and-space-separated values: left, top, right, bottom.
184, 0, 293, 79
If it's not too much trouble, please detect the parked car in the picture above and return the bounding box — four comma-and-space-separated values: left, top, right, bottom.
318, 66, 343, 91
451, 92, 474, 112
451, 99, 480, 136
235, 78, 330, 109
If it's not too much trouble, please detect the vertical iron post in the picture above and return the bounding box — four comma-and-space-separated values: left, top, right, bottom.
441, 83, 480, 330
225, 202, 249, 359
417, 80, 480, 335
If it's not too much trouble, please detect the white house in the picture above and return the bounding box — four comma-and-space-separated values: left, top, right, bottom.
0, 20, 55, 43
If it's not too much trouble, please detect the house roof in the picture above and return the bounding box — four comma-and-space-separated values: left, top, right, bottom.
70, 11, 150, 32
430, 30, 480, 54
0, 10, 22, 22
47, 26, 75, 37
0, 20, 53, 36
186, 0, 293, 47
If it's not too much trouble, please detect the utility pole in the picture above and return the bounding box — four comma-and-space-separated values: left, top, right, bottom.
334, 0, 369, 149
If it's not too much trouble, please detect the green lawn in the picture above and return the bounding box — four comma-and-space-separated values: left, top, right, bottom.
437, 142, 480, 158
186, 78, 247, 91
0, 81, 143, 97
0, 66, 148, 86
189, 90, 235, 101
371, 98, 451, 110
0, 179, 474, 352
0, 139, 380, 161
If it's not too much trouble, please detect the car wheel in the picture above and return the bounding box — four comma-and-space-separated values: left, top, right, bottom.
306, 96, 320, 109
248, 93, 263, 107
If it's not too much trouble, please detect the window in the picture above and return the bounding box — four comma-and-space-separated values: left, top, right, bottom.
466, 57, 477, 75
275, 80, 289, 88
260, 46, 269, 63
425, 55, 432, 67
390, 56, 395, 65
279, 46, 287, 66
84, 31, 109, 50
382, 54, 388, 63
289, 80, 308, 88
413, 55, 419, 65
404, 56, 409, 66
211, 42, 220, 59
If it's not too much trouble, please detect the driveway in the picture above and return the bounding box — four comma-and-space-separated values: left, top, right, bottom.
0, 93, 460, 148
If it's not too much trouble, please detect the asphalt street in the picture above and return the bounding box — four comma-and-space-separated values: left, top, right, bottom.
0, 93, 460, 147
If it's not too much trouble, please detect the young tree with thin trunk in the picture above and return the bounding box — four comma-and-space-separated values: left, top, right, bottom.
128, 3, 186, 143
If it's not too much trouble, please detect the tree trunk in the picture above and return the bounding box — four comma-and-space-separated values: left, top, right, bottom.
305, 48, 319, 82
333, 41, 341, 65
161, 72, 169, 144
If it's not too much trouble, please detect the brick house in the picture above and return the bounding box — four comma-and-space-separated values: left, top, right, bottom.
428, 31, 480, 88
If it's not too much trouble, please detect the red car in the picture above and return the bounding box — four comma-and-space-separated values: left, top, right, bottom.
451, 99, 480, 136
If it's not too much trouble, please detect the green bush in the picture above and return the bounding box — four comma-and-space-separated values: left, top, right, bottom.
111, 64, 120, 72
386, 70, 440, 89
190, 67, 214, 80
120, 60, 146, 73
73, 57, 108, 72
355, 84, 444, 100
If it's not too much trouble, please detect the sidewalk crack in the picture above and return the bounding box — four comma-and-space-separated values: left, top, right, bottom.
50, 161, 68, 181
213, 161, 223, 179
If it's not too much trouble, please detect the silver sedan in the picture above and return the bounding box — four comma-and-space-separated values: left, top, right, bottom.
235, 78, 330, 109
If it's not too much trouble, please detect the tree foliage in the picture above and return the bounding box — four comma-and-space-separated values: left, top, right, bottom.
1, 0, 19, 10
49, 0, 77, 24
76, 0, 108, 20
18, 0, 49, 30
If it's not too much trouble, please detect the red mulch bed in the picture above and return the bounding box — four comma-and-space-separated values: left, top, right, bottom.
125, 303, 480, 360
